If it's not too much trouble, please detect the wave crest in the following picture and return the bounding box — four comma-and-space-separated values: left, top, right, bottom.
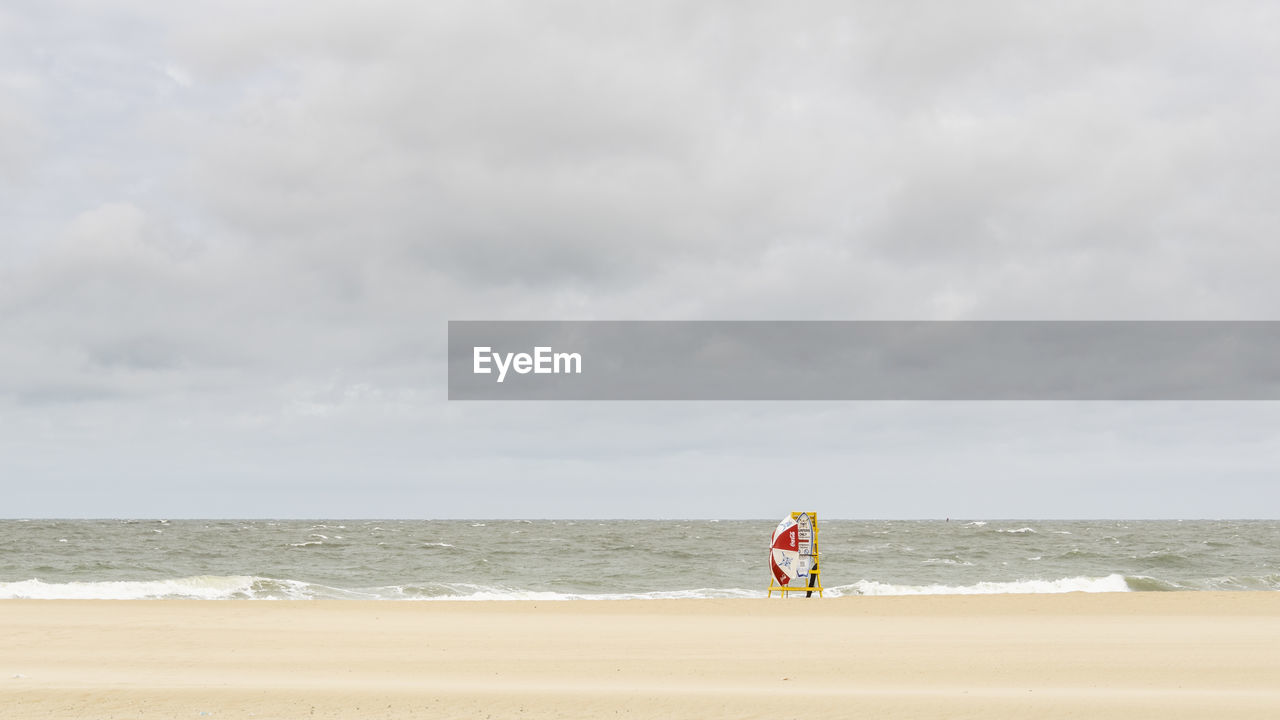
828, 574, 1133, 596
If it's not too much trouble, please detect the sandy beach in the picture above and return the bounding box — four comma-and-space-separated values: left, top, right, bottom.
3, 593, 1279, 719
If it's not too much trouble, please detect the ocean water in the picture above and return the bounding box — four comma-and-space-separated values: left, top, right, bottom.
0, 519, 1277, 600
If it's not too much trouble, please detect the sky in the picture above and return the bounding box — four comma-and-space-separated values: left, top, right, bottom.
3, 1, 1280, 518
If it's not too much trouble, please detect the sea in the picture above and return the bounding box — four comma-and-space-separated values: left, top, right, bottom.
1, 519, 1277, 600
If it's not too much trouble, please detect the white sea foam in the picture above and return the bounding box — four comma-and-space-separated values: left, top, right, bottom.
827, 574, 1132, 597
997, 527, 1037, 534
0, 576, 767, 601
0, 575, 1141, 600
0, 576, 382, 601
412, 585, 764, 601
1, 573, 769, 601
0, 576, 263, 600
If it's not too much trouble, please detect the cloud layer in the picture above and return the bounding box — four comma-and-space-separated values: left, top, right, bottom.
4, 2, 1280, 516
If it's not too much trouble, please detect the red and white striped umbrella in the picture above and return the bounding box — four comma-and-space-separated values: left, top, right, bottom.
769, 515, 800, 586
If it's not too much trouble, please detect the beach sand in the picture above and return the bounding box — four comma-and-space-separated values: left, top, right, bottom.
3, 593, 1279, 719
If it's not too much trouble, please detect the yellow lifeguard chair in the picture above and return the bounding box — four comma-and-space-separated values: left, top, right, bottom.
768, 511, 823, 598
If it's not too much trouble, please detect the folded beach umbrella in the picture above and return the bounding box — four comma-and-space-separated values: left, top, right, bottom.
770, 515, 800, 586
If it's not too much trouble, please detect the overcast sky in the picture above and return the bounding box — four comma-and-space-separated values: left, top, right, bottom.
3, 1, 1280, 518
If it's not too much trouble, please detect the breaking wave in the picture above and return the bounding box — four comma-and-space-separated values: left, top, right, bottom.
10, 573, 1277, 600
828, 574, 1133, 596
0, 577, 763, 601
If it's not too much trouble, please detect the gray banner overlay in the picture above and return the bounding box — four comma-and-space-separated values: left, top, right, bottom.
448, 321, 1280, 400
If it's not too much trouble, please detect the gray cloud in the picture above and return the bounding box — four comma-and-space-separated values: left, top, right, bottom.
4, 2, 1280, 517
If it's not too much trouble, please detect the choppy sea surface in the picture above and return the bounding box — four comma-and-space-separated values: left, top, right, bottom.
1, 519, 1277, 600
